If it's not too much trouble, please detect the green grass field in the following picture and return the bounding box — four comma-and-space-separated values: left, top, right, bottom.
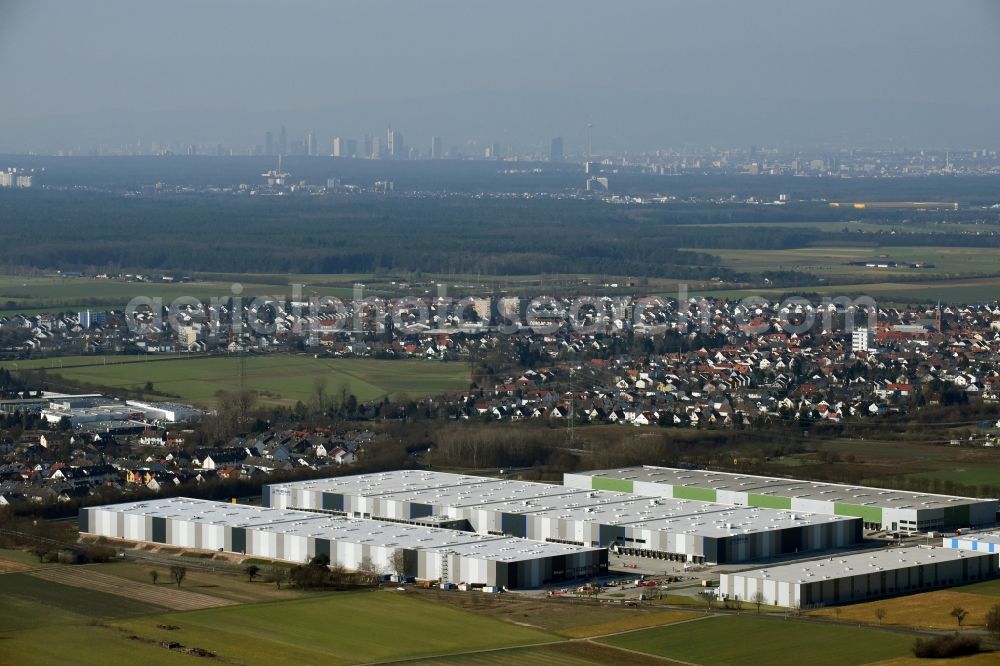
0, 274, 360, 315
692, 277, 1000, 305
0, 558, 961, 666
109, 592, 554, 665
96, 560, 305, 604
809, 579, 1000, 631
0, 547, 60, 567
601, 615, 914, 666
0, 576, 557, 666
952, 577, 1000, 597
0, 557, 706, 666
8, 353, 469, 406
0, 271, 687, 315
699, 246, 1000, 280
0, 624, 218, 666
0, 572, 167, 631
897, 465, 1000, 488
671, 244, 1000, 305
758, 438, 1000, 494
403, 642, 669, 665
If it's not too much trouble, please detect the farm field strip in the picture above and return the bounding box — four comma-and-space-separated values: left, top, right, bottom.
809, 581, 1000, 630
600, 614, 915, 666
691, 276, 1000, 304
0, 275, 357, 311
0, 558, 35, 574
365, 641, 687, 665
9, 353, 470, 406
29, 566, 236, 611
97, 559, 306, 604
111, 591, 557, 664
700, 246, 1000, 277
1, 569, 976, 666
868, 656, 1000, 666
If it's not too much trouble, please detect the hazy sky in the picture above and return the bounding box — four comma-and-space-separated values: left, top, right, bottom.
2, 0, 1000, 153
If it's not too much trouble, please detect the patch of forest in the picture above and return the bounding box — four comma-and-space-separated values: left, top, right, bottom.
0, 189, 997, 278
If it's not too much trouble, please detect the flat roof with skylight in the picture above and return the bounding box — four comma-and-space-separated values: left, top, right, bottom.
731, 546, 989, 585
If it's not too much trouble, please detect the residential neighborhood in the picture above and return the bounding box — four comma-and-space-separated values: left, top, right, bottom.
2, 293, 999, 509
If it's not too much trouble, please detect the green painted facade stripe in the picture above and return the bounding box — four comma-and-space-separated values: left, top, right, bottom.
834, 502, 883, 524
748, 493, 792, 510
592, 476, 634, 493
673, 485, 717, 502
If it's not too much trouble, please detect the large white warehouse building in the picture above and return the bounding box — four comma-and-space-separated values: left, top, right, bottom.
264, 470, 863, 565
943, 532, 1000, 558
565, 466, 998, 533
79, 497, 607, 588
720, 546, 997, 608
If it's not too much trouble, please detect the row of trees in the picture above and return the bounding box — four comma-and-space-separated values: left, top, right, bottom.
148, 566, 187, 588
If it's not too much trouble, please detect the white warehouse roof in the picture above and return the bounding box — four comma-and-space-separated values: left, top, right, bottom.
266, 470, 859, 537
731, 546, 989, 585
575, 466, 993, 510
89, 497, 601, 563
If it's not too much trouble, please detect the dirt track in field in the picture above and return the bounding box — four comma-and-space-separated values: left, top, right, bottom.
28, 566, 236, 611
0, 558, 33, 574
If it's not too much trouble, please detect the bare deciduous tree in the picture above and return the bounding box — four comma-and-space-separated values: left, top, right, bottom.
357, 556, 381, 584
313, 376, 328, 414
328, 561, 347, 585
169, 565, 187, 589
268, 566, 288, 590
986, 603, 1000, 639
390, 549, 408, 578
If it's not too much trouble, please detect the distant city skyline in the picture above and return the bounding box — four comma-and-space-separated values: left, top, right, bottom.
2, 1, 1000, 153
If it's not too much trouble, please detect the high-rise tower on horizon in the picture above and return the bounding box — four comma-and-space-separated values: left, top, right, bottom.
549, 136, 564, 162
387, 126, 404, 159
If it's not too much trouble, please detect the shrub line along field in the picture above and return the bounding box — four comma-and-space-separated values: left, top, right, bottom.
8, 353, 470, 406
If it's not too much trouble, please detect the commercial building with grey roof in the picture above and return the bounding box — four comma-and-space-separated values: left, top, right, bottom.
720, 546, 998, 608
264, 470, 862, 565
565, 466, 998, 533
943, 531, 1000, 558
79, 497, 606, 588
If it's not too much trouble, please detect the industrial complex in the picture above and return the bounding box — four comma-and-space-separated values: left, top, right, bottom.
76, 467, 999, 597
264, 470, 863, 565
564, 466, 998, 533
720, 546, 998, 608
79, 497, 607, 588
943, 531, 1000, 557
0, 391, 203, 430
